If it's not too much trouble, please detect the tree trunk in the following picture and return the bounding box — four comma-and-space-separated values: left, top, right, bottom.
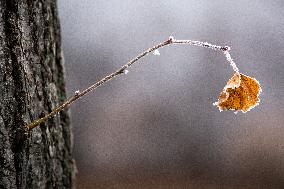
0, 0, 74, 188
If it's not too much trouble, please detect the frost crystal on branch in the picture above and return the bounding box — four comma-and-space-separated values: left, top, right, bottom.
153, 49, 160, 56
124, 69, 129, 74
224, 51, 239, 74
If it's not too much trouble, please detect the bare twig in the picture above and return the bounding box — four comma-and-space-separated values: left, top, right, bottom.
26, 37, 238, 131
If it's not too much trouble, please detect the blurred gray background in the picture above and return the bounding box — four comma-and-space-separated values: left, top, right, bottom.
58, 1, 284, 188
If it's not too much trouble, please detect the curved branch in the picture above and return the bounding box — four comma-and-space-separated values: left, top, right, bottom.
26, 37, 236, 131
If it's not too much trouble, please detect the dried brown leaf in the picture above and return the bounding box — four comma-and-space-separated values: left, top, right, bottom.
214, 73, 261, 113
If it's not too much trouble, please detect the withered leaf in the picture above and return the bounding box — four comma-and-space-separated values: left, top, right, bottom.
214, 73, 261, 113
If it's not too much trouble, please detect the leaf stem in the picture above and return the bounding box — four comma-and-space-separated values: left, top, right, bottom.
26, 37, 237, 131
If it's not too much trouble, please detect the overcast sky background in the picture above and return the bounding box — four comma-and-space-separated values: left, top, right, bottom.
58, 1, 284, 188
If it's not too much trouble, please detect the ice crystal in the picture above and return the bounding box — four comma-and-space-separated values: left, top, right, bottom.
153, 49, 160, 56
124, 69, 129, 74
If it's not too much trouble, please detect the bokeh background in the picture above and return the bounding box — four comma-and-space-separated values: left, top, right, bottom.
58, 1, 284, 188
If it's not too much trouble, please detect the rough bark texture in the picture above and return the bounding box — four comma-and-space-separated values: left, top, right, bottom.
0, 0, 74, 188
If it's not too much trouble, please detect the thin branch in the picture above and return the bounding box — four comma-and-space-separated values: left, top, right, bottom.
26, 37, 238, 131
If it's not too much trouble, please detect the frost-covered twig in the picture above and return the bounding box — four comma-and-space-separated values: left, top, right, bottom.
26, 37, 237, 131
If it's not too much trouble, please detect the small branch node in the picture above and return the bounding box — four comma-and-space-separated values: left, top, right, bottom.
169, 36, 174, 42
221, 46, 231, 52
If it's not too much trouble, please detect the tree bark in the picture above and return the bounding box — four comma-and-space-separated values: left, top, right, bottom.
0, 0, 74, 188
